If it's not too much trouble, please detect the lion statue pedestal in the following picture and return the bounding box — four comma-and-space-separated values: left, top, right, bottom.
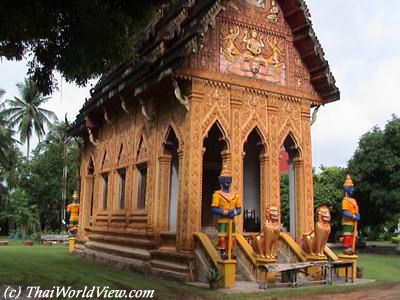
250, 207, 281, 283
300, 205, 331, 280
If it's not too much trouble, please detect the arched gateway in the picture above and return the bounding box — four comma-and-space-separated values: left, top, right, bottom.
70, 0, 339, 283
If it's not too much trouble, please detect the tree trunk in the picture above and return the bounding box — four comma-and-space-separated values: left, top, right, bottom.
26, 138, 30, 160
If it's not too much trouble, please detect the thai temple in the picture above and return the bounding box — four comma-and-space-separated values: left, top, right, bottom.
70, 0, 350, 287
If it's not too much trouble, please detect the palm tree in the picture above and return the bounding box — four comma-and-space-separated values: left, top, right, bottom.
0, 88, 13, 167
1, 79, 58, 158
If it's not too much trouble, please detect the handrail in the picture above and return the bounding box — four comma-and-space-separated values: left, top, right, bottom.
236, 233, 257, 265
236, 233, 258, 279
193, 232, 222, 269
279, 232, 307, 262
324, 245, 339, 261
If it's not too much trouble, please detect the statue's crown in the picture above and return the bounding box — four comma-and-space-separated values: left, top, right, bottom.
343, 174, 354, 187
219, 165, 230, 177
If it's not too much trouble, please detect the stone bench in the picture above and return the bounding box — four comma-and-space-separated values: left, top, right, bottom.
258, 261, 333, 289
329, 260, 354, 283
40, 234, 68, 244
0, 240, 8, 246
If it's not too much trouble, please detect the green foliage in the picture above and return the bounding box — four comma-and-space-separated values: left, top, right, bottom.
280, 173, 289, 230
0, 0, 170, 95
9, 188, 39, 240
0, 78, 57, 157
206, 267, 221, 282
392, 237, 400, 244
281, 166, 346, 240
0, 88, 16, 168
348, 115, 400, 237
19, 122, 78, 231
313, 166, 347, 240
0, 145, 24, 234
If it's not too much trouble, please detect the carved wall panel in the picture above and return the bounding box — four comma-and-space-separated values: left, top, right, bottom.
219, 21, 286, 85
201, 82, 231, 139
221, 0, 290, 35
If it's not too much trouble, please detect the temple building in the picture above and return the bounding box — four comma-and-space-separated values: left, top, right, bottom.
70, 0, 340, 282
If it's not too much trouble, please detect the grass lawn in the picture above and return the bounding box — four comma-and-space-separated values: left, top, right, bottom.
0, 241, 399, 299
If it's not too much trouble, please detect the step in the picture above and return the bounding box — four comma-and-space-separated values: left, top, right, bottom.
89, 233, 155, 249
83, 247, 150, 272
150, 259, 190, 274
85, 241, 151, 261
151, 267, 191, 282
150, 250, 193, 265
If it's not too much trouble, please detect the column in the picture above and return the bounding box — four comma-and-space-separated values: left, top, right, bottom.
157, 154, 172, 232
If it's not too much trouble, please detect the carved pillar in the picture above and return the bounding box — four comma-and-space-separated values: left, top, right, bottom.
83, 175, 94, 231
259, 153, 270, 225
178, 81, 202, 251
175, 150, 184, 250
157, 154, 172, 232
267, 97, 280, 208
230, 89, 242, 230
294, 157, 304, 241
301, 103, 314, 233
91, 175, 98, 227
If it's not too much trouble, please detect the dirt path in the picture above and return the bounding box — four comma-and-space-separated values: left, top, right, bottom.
280, 284, 400, 300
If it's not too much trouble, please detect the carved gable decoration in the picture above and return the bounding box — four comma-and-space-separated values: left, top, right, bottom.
219, 1, 287, 85
101, 148, 112, 170
116, 142, 129, 167
136, 135, 149, 163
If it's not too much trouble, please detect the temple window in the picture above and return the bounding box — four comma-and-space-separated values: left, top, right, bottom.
117, 169, 126, 210
101, 173, 109, 210
137, 165, 147, 210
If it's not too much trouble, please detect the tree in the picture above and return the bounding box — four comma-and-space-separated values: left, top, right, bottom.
280, 173, 290, 230
348, 115, 400, 237
281, 166, 347, 240
1, 78, 57, 158
313, 166, 347, 240
19, 122, 78, 231
0, 145, 24, 234
0, 0, 170, 95
9, 188, 39, 240
0, 88, 15, 167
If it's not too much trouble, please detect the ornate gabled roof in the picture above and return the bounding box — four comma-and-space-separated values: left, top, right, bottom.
70, 0, 339, 135
278, 0, 339, 103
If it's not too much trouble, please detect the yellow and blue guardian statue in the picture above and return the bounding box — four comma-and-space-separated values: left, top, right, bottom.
211, 168, 242, 259
66, 191, 80, 237
341, 175, 360, 254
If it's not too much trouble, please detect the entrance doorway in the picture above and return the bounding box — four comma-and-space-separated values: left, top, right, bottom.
279, 134, 300, 238
243, 128, 264, 232
164, 128, 179, 232
201, 123, 227, 229
87, 158, 94, 227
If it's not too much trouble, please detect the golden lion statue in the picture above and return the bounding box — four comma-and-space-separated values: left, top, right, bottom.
251, 207, 281, 259
301, 205, 331, 257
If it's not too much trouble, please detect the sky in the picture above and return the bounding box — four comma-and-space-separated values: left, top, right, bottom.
0, 0, 399, 167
